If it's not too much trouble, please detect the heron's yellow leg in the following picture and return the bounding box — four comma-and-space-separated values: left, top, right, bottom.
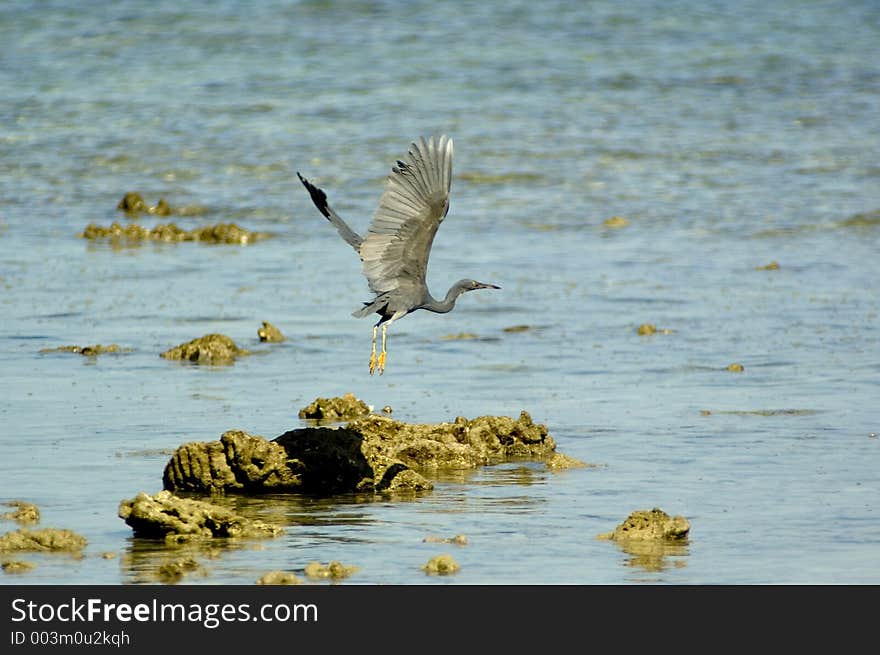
377, 323, 388, 374
369, 325, 378, 375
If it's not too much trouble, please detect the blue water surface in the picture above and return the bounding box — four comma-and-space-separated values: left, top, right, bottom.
1, 0, 878, 584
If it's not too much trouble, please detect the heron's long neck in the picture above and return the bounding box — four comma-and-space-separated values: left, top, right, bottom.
421, 284, 468, 314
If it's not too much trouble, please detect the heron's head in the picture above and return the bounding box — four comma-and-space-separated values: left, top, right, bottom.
458, 279, 501, 293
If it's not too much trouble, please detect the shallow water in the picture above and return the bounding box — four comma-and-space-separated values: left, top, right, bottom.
1, 0, 879, 584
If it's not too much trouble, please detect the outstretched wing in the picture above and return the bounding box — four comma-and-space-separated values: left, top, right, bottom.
297, 172, 363, 251
359, 135, 453, 295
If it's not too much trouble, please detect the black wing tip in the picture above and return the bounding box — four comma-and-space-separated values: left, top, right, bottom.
296, 171, 331, 219
392, 159, 412, 176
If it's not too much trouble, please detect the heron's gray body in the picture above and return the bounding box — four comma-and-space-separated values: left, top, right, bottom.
297, 135, 499, 373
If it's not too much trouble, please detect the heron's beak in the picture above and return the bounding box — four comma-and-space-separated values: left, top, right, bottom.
477, 282, 501, 290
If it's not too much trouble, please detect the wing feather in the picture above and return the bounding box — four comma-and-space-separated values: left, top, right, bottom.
359, 135, 453, 295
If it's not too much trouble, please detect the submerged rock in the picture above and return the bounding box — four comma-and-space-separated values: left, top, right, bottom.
423, 534, 468, 546
82, 221, 266, 245
439, 332, 480, 340
118, 490, 284, 543
156, 556, 205, 583
597, 508, 690, 542
1, 501, 40, 525
162, 410, 561, 496
2, 560, 36, 574
298, 393, 372, 421
636, 323, 673, 336
256, 570, 303, 585
0, 528, 87, 553
117, 192, 206, 217
257, 321, 286, 343
421, 554, 460, 575
189, 223, 264, 244
839, 209, 880, 228
544, 452, 592, 471
603, 215, 629, 228
117, 192, 171, 216
160, 333, 249, 365
39, 344, 129, 356
304, 560, 358, 580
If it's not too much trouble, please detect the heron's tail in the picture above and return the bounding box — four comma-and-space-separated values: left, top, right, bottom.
352, 293, 391, 319
297, 172, 363, 250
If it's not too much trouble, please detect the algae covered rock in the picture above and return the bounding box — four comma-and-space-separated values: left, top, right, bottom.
2, 560, 36, 574
421, 554, 460, 575
83, 221, 188, 241
189, 223, 264, 244
423, 534, 468, 546
39, 344, 129, 356
360, 411, 557, 469
597, 508, 690, 572
256, 570, 303, 585
163, 408, 564, 496
160, 333, 249, 365
298, 393, 372, 421
118, 490, 284, 543
117, 192, 172, 216
156, 556, 206, 583
165, 425, 430, 495
0, 528, 87, 553
83, 220, 266, 244
545, 452, 592, 471
116, 192, 206, 217
597, 508, 690, 542
163, 430, 304, 494
257, 321, 286, 343
304, 560, 358, 580
1, 501, 40, 525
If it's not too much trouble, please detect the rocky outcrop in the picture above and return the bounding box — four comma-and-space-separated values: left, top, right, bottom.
162, 410, 561, 496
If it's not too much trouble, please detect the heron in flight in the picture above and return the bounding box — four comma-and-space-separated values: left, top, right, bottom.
297, 135, 500, 375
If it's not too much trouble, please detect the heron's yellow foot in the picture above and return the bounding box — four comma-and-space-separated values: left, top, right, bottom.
377, 350, 386, 375
369, 351, 377, 376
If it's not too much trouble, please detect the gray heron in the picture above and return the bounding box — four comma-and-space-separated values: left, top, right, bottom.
297, 135, 500, 375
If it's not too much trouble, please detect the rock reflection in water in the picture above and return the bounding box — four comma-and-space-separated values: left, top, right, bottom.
615, 539, 690, 574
